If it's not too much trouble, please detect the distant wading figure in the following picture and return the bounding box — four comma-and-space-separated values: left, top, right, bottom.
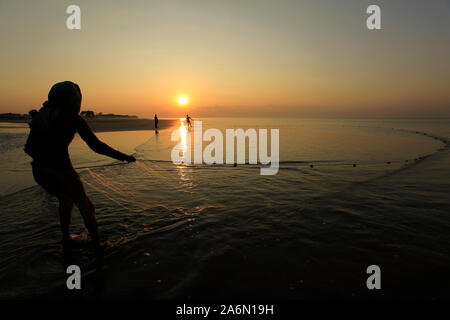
186, 114, 192, 129
25, 81, 136, 251
154, 113, 159, 134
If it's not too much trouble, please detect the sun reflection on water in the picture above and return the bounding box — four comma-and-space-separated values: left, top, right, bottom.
179, 118, 188, 152
176, 118, 193, 188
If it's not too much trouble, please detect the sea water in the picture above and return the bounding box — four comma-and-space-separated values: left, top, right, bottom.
0, 118, 449, 298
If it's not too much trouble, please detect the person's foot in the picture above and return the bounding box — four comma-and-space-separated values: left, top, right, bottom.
62, 234, 88, 248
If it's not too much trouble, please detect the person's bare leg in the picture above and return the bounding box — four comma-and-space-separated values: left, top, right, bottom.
75, 195, 100, 247
67, 171, 102, 250
59, 196, 73, 244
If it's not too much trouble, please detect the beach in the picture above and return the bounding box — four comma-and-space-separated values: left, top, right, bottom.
86, 118, 177, 132
0, 117, 449, 299
0, 117, 177, 132
0, 0, 448, 306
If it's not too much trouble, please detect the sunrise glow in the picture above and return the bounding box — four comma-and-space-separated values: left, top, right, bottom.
178, 96, 188, 105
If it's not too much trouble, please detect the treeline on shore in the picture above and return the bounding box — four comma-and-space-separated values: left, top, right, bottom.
0, 111, 138, 121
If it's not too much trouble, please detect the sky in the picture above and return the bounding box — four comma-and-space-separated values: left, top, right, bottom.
0, 0, 449, 118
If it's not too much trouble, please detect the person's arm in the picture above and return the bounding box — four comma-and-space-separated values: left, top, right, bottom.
76, 116, 136, 162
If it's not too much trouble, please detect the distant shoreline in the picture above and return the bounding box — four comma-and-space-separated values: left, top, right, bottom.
0, 118, 178, 133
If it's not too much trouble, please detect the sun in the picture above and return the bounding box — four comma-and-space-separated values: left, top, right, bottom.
177, 96, 188, 105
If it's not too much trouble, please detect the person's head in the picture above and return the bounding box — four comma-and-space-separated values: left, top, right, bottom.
28, 109, 38, 119
46, 81, 82, 114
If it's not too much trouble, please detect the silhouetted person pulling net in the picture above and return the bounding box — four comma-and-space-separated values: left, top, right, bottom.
25, 81, 136, 251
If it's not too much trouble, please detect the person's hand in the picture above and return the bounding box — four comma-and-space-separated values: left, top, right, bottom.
124, 155, 136, 163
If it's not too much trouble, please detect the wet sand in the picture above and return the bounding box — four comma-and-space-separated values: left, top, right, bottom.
0, 118, 178, 133
84, 118, 177, 132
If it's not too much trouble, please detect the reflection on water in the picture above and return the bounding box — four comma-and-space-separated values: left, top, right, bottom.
176, 118, 193, 188
170, 118, 191, 166
0, 118, 449, 298
179, 118, 188, 156
0, 118, 446, 197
